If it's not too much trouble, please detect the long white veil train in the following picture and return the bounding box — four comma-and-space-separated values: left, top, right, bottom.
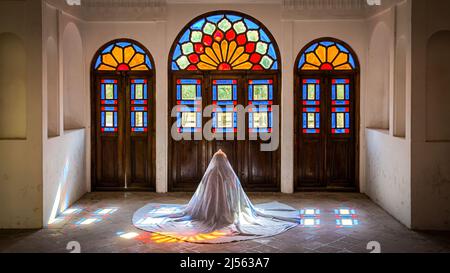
132, 150, 300, 243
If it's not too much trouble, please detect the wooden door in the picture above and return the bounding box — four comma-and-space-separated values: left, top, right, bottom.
92, 74, 155, 191
295, 74, 357, 190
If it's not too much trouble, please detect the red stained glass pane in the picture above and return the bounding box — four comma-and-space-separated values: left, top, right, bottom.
236, 34, 247, 45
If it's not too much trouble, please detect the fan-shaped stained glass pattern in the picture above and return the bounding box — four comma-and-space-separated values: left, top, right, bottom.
94, 41, 153, 71
298, 40, 356, 71
171, 14, 279, 71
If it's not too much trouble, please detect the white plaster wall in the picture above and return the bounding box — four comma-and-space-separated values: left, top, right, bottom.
411, 0, 450, 230
0, 0, 43, 228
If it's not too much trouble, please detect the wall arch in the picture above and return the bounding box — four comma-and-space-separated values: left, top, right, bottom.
62, 23, 84, 131
0, 32, 26, 139
367, 22, 391, 130
426, 30, 450, 141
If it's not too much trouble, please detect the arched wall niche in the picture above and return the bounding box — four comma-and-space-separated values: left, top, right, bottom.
0, 32, 27, 139
366, 22, 391, 130
47, 36, 59, 137
394, 35, 407, 138
426, 30, 450, 142
62, 22, 84, 131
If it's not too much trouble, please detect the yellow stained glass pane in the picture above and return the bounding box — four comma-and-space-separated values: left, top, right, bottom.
205, 47, 220, 64
226, 41, 237, 63
131, 64, 149, 71
336, 113, 345, 129
327, 45, 339, 63
124, 46, 136, 63
135, 84, 143, 100
212, 42, 223, 62
112, 46, 123, 64
221, 40, 228, 63
253, 112, 268, 128
301, 64, 319, 70
217, 85, 232, 101
97, 64, 115, 71
332, 52, 348, 67
253, 85, 268, 100
181, 112, 197, 128
129, 53, 145, 68
307, 113, 315, 129
307, 84, 315, 100
305, 52, 321, 67
102, 54, 118, 67
231, 53, 249, 66
334, 64, 353, 70
199, 54, 218, 67
229, 46, 244, 64
105, 84, 114, 99
218, 112, 233, 128
233, 62, 252, 70
105, 112, 114, 127
315, 45, 327, 63
135, 112, 143, 127
336, 85, 345, 100
181, 85, 196, 100
197, 62, 216, 70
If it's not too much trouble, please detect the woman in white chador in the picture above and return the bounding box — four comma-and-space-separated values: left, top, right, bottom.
133, 150, 300, 243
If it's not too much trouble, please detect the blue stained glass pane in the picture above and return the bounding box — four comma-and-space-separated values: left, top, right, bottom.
213, 85, 217, 100
179, 30, 190, 43
335, 108, 347, 112
233, 85, 237, 100
249, 113, 254, 129
114, 112, 118, 127
191, 19, 205, 30
144, 112, 148, 127
101, 85, 105, 100
248, 86, 253, 101
349, 54, 356, 68
316, 85, 320, 100
244, 19, 259, 29
336, 43, 349, 53
197, 113, 202, 128
305, 43, 318, 53
303, 113, 307, 129
116, 42, 131, 48
103, 79, 116, 84
131, 112, 135, 127
268, 44, 276, 59
302, 85, 307, 100
172, 62, 179, 70
133, 100, 146, 104
226, 15, 242, 22
269, 112, 273, 127
305, 108, 317, 113
197, 85, 201, 97
180, 79, 199, 84
316, 113, 320, 128
176, 85, 181, 100
133, 44, 145, 54
259, 29, 270, 43
269, 85, 273, 100
173, 44, 182, 60
101, 112, 105, 127
144, 84, 148, 99
103, 107, 116, 111
320, 41, 335, 47
177, 113, 181, 127
131, 85, 135, 100
271, 61, 278, 70
298, 54, 306, 68
207, 15, 224, 23
334, 101, 348, 105
345, 113, 350, 128
332, 85, 336, 100
95, 57, 102, 69
145, 56, 152, 69
102, 44, 114, 54
134, 128, 145, 132
104, 128, 116, 132
114, 85, 118, 99
304, 79, 317, 84
345, 85, 350, 100
214, 80, 234, 84
134, 107, 146, 111
332, 113, 336, 129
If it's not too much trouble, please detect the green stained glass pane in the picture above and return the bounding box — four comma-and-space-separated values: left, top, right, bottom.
217, 112, 233, 128
106, 112, 114, 127
105, 84, 114, 99
218, 19, 232, 32
191, 31, 203, 43
135, 84, 143, 100
181, 85, 196, 100
337, 113, 345, 129
256, 42, 268, 55
217, 85, 232, 101
307, 113, 315, 129
253, 85, 268, 100
182, 112, 197, 128
176, 56, 190, 69
135, 112, 143, 127
253, 112, 268, 128
233, 21, 246, 34
247, 30, 259, 42
260, 56, 273, 69
182, 42, 194, 55
307, 84, 315, 100
203, 22, 216, 35
337, 85, 345, 100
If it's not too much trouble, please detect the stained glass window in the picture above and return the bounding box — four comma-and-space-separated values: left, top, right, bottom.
176, 79, 202, 133
248, 79, 273, 133
298, 40, 356, 71
301, 79, 321, 134
94, 41, 152, 71
212, 80, 238, 133
331, 79, 351, 134
171, 13, 279, 71
100, 79, 118, 132
130, 79, 149, 132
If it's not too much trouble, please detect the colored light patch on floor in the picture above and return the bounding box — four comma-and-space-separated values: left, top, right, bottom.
300, 208, 320, 217
300, 218, 320, 227
62, 208, 82, 215
150, 207, 181, 214
136, 217, 166, 226
94, 208, 118, 216
300, 208, 320, 227
75, 218, 101, 226
117, 232, 140, 239
335, 208, 359, 228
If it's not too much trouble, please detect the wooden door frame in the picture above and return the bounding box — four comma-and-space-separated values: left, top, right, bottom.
90, 39, 156, 192
293, 37, 360, 192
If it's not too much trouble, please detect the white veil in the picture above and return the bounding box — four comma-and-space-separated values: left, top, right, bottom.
132, 150, 299, 243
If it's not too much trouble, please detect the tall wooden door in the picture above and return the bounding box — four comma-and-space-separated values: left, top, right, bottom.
294, 38, 359, 191
91, 39, 155, 191
168, 11, 282, 192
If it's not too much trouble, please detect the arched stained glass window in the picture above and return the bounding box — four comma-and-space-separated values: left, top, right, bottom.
94, 41, 153, 71
297, 40, 356, 71
171, 13, 279, 71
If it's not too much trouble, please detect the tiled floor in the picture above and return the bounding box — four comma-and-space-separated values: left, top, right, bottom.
1, 192, 449, 253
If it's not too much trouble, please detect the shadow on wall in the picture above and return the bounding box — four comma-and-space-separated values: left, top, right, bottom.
0, 32, 26, 139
